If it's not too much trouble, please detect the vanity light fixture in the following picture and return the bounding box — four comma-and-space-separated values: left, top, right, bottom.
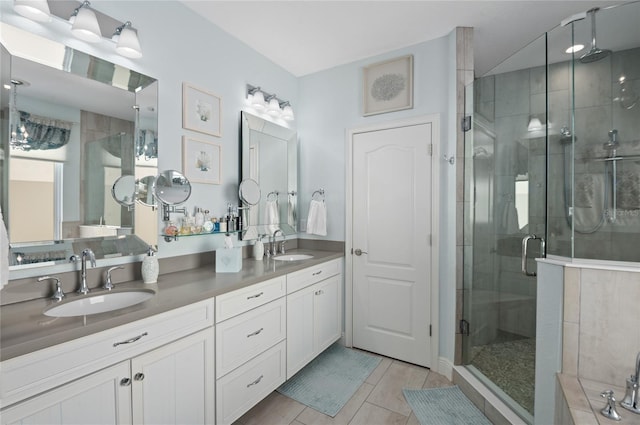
13, 0, 51, 22
113, 21, 142, 59
70, 1, 102, 43
565, 44, 584, 54
249, 86, 266, 110
246, 84, 294, 121
12, 0, 143, 59
266, 95, 281, 116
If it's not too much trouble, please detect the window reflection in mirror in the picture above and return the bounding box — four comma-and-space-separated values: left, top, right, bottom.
1, 22, 158, 272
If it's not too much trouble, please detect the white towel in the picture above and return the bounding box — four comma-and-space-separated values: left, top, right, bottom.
265, 199, 280, 225
1, 205, 9, 290
306, 199, 327, 236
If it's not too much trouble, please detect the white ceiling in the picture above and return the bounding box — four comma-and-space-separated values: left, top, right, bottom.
181, 0, 625, 77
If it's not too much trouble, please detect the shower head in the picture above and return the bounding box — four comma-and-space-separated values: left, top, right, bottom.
580, 8, 611, 63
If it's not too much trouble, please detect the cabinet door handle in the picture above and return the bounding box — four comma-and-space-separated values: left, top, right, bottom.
120, 378, 131, 386
134, 373, 145, 381
312, 270, 322, 276
314, 290, 324, 296
113, 332, 148, 347
247, 328, 264, 338
247, 292, 264, 300
246, 375, 264, 388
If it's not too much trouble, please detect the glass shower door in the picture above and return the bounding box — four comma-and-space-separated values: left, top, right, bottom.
462, 32, 548, 423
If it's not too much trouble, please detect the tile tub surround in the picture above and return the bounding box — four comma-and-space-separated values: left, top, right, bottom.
0, 247, 343, 361
558, 261, 640, 424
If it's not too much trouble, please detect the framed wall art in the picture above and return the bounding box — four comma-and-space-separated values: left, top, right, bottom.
362, 54, 413, 116
182, 82, 222, 137
182, 136, 221, 184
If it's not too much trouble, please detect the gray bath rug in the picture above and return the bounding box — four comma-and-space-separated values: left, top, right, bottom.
276, 343, 381, 417
403, 385, 492, 425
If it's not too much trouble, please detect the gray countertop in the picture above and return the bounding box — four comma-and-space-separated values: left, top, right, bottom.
0, 249, 343, 362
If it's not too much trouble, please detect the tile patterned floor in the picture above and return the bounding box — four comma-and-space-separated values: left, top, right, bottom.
234, 350, 456, 425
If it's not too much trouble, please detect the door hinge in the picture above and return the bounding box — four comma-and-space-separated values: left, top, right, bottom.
461, 116, 472, 132
459, 319, 470, 336
428, 144, 433, 156
429, 324, 432, 337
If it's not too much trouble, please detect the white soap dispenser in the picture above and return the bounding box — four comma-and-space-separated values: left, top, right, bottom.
253, 235, 264, 260
141, 245, 159, 284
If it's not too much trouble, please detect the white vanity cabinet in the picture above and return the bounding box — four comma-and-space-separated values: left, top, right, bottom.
0, 299, 215, 425
215, 275, 287, 425
286, 258, 342, 379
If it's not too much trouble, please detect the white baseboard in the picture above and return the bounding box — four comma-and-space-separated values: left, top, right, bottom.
438, 357, 454, 380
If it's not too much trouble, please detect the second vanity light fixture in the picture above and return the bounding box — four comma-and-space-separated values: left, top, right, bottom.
13, 0, 143, 59
247, 85, 294, 121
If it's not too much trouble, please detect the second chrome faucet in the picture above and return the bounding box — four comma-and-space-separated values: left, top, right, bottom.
70, 248, 96, 295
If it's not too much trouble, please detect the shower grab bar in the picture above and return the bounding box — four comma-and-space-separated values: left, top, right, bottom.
521, 234, 546, 277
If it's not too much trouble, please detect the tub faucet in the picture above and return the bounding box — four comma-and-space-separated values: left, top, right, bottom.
621, 351, 640, 414
74, 248, 96, 295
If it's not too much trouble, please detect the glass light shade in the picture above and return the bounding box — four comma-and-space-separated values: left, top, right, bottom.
282, 104, 294, 121
116, 27, 142, 58
527, 116, 542, 131
71, 7, 101, 43
267, 98, 281, 116
14, 0, 51, 22
251, 90, 265, 110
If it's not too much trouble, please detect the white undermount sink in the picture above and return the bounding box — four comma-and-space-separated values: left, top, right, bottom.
44, 289, 155, 317
273, 254, 314, 261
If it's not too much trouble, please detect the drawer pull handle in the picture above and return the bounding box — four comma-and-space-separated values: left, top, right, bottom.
134, 373, 145, 381
315, 290, 324, 296
120, 378, 131, 386
113, 332, 148, 347
247, 375, 264, 388
247, 328, 264, 338
312, 271, 322, 276
247, 292, 264, 300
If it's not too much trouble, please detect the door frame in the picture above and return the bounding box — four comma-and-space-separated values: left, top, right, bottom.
345, 114, 441, 372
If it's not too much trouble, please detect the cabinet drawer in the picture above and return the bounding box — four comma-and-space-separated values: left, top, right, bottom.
0, 299, 214, 409
216, 340, 286, 425
287, 258, 342, 294
216, 297, 286, 378
215, 275, 286, 322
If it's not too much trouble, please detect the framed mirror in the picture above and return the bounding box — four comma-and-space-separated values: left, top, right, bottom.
1, 23, 158, 276
240, 112, 297, 240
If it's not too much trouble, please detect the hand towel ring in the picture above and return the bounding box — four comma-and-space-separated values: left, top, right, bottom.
312, 189, 325, 201
267, 191, 279, 201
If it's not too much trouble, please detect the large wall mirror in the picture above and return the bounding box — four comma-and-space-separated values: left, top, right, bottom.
0, 23, 158, 276
240, 112, 297, 241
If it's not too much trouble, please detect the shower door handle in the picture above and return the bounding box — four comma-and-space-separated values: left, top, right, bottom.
521, 234, 546, 277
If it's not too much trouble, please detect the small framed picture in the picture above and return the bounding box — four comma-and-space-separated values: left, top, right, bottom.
182, 82, 222, 137
362, 54, 413, 116
182, 136, 221, 185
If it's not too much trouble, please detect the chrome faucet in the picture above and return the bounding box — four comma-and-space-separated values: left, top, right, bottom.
271, 229, 284, 256
622, 351, 640, 414
75, 248, 96, 295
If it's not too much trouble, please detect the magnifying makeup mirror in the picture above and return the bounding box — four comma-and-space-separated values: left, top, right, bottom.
136, 175, 157, 207
239, 179, 261, 206
153, 170, 192, 205
111, 175, 136, 207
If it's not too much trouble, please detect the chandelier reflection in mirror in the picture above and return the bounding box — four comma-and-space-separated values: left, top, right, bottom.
9, 79, 73, 151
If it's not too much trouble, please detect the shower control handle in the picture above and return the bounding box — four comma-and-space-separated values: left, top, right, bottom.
521, 234, 546, 277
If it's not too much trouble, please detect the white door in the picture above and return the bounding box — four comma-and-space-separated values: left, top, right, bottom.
131, 329, 215, 425
0, 362, 132, 424
351, 122, 433, 367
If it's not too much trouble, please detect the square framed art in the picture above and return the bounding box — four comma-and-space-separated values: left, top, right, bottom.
182, 82, 222, 137
362, 54, 413, 116
182, 136, 221, 184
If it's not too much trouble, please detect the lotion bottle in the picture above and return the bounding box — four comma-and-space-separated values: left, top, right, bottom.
141, 246, 159, 284
253, 235, 264, 260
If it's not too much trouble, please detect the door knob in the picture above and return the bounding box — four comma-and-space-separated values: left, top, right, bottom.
354, 249, 368, 256
134, 372, 145, 381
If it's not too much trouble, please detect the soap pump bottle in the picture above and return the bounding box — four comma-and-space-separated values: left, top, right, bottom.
253, 235, 265, 260
141, 245, 159, 284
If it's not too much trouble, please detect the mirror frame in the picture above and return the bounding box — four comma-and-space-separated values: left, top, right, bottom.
1, 24, 159, 279
240, 111, 297, 241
